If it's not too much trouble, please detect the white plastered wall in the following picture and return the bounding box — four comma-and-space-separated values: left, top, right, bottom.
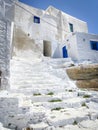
76, 32, 98, 62
65, 33, 79, 61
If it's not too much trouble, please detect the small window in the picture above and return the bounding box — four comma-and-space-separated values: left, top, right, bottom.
90, 41, 98, 50
34, 16, 40, 24
69, 23, 73, 32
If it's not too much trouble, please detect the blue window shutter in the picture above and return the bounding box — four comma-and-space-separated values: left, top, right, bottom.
90, 41, 98, 51
34, 16, 40, 24
96, 42, 98, 50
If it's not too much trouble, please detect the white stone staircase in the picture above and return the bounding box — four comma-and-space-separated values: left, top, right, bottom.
1, 56, 98, 130
10, 57, 75, 93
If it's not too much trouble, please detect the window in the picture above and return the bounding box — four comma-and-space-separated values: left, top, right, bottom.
34, 16, 40, 24
69, 23, 73, 32
90, 41, 98, 50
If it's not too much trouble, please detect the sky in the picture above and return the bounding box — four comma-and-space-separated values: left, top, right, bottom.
19, 0, 98, 34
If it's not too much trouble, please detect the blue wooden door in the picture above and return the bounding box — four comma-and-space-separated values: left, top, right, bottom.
62, 46, 68, 58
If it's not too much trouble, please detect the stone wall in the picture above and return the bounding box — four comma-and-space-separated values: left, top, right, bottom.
0, 18, 11, 89
0, 96, 19, 123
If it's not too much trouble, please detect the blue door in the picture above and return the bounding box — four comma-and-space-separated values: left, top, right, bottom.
62, 46, 68, 58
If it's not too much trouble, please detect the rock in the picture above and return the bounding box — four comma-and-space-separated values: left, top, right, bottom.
28, 122, 48, 130
66, 64, 98, 80
66, 64, 98, 90
76, 79, 98, 90
0, 122, 11, 130
46, 107, 89, 127
78, 119, 98, 129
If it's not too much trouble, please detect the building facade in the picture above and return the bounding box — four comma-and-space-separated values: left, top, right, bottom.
66, 32, 98, 62
0, 0, 98, 89
7, 1, 89, 59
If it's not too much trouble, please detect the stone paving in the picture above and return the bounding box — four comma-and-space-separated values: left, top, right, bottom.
0, 57, 98, 130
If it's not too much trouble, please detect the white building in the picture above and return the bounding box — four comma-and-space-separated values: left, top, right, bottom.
7, 0, 97, 62
65, 32, 98, 62
0, 0, 98, 89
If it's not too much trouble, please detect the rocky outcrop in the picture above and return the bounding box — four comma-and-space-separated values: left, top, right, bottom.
66, 64, 98, 90
76, 79, 98, 91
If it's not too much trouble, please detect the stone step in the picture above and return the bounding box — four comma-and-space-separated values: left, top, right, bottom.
11, 70, 52, 74
4, 110, 46, 130
56, 125, 93, 130
43, 57, 72, 63
11, 79, 62, 84
11, 75, 58, 81
29, 92, 78, 103
24, 122, 49, 130
11, 81, 62, 86
10, 67, 47, 71
78, 119, 98, 130
45, 107, 89, 127
10, 84, 64, 90
10, 71, 56, 77
2, 92, 98, 129
32, 97, 86, 109
10, 78, 63, 84
22, 120, 98, 130
10, 86, 66, 95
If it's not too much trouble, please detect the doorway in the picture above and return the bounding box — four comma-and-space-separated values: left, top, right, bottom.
62, 46, 68, 58
0, 71, 2, 88
43, 40, 51, 57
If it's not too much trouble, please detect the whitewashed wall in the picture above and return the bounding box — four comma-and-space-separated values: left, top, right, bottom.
65, 33, 79, 61
14, 2, 44, 37
13, 3, 89, 59
76, 32, 98, 62
65, 32, 98, 62
46, 6, 88, 42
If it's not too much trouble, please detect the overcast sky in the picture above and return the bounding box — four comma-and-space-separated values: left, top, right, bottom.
19, 0, 98, 34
